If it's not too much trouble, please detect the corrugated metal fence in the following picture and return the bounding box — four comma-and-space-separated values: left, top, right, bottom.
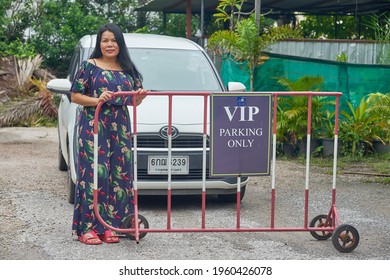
269, 39, 388, 65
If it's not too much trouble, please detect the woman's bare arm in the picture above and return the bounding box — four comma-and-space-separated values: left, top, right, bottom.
71, 91, 113, 106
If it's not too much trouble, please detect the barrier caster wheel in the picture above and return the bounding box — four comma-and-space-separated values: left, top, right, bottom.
122, 214, 149, 240
332, 224, 359, 253
309, 214, 333, 240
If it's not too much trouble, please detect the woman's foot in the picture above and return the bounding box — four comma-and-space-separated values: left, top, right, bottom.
78, 231, 102, 245
98, 230, 120, 243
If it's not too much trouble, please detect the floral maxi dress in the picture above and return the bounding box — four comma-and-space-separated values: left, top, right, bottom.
71, 61, 141, 237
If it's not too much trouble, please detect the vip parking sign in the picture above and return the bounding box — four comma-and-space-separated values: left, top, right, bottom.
210, 93, 272, 176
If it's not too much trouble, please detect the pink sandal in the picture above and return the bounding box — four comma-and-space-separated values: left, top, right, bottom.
78, 231, 102, 245
98, 230, 120, 243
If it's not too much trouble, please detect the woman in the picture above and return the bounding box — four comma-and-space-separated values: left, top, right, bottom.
71, 23, 146, 245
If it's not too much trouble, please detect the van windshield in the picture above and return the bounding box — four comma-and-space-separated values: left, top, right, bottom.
129, 48, 222, 92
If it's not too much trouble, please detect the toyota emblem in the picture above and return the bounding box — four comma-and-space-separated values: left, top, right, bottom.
159, 125, 179, 140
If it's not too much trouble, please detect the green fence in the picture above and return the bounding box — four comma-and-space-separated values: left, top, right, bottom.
220, 53, 390, 110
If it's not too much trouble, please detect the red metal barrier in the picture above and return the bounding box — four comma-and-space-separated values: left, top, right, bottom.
92, 91, 359, 252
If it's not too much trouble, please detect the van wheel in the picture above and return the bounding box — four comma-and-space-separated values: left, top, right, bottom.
67, 151, 76, 204
58, 135, 67, 171
218, 186, 246, 202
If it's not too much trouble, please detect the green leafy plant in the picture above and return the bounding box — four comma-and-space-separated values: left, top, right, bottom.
366, 92, 390, 143
0, 39, 36, 59
339, 98, 379, 156
209, 17, 301, 91
336, 52, 348, 62
299, 14, 369, 39
214, 0, 246, 32
208, 30, 239, 56
237, 20, 301, 91
276, 76, 331, 152
365, 12, 390, 64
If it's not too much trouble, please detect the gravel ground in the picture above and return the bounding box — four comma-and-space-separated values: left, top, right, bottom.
0, 127, 389, 261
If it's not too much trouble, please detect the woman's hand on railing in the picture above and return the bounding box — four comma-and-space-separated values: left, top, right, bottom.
133, 88, 147, 106
98, 90, 114, 104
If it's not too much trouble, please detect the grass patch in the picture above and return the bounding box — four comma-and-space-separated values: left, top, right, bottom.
284, 152, 390, 185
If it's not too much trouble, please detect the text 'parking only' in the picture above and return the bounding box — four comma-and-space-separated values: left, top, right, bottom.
210, 94, 272, 176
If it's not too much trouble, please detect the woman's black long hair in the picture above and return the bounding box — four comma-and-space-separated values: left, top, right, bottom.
90, 23, 143, 82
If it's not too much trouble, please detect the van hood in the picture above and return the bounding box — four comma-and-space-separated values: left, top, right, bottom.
127, 94, 210, 135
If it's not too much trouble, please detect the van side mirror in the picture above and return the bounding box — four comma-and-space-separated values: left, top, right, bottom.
227, 82, 246, 92
47, 79, 72, 95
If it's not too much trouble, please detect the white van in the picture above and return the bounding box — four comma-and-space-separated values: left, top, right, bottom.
47, 33, 248, 203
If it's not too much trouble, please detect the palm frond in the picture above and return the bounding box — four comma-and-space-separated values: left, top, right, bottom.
38, 89, 58, 118
0, 89, 57, 127
15, 55, 43, 88
277, 76, 324, 91
0, 96, 41, 127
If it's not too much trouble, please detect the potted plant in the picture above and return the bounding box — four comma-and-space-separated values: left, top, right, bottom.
338, 97, 379, 157
276, 75, 330, 155
276, 102, 300, 157
319, 110, 343, 157
366, 92, 390, 153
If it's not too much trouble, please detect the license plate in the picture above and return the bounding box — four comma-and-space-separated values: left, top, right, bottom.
148, 156, 189, 175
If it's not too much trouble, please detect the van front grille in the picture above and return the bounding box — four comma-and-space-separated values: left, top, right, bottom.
136, 168, 209, 180
134, 133, 209, 148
